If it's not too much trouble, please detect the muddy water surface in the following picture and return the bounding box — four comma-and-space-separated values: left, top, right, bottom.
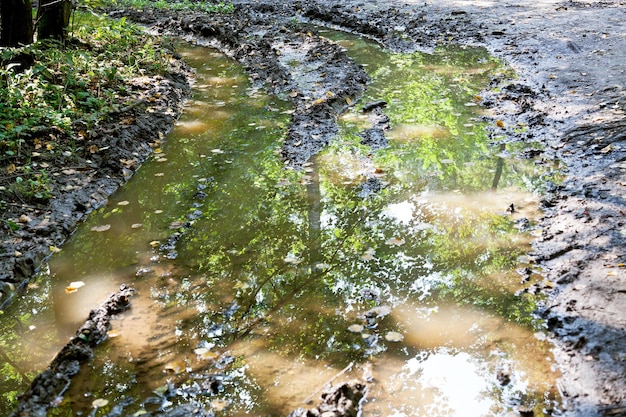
1, 35, 562, 417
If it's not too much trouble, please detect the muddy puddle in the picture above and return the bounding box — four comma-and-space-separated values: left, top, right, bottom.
0, 32, 562, 417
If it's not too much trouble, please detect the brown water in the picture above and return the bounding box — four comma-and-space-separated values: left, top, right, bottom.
0, 34, 562, 417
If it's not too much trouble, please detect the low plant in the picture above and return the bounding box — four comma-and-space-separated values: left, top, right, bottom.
12, 171, 52, 203
0, 11, 172, 204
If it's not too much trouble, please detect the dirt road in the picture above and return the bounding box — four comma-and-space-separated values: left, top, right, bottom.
138, 1, 626, 413
110, 0, 626, 414
2, 0, 625, 415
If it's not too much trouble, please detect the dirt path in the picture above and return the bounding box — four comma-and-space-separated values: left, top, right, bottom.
123, 1, 626, 413
3, 0, 625, 416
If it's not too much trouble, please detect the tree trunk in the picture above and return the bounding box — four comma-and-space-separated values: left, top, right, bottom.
0, 0, 34, 47
37, 0, 71, 42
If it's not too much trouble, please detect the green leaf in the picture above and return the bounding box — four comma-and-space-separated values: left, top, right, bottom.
6, 220, 19, 232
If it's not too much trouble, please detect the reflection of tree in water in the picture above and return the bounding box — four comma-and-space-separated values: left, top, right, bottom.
305, 157, 323, 267
171, 136, 541, 368
165, 44, 551, 369
0, 279, 62, 416
491, 143, 507, 190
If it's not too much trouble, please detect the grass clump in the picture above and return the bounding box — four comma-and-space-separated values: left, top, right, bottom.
0, 12, 172, 204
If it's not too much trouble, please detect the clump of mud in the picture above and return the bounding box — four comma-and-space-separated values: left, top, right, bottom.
10, 285, 135, 417
289, 381, 368, 417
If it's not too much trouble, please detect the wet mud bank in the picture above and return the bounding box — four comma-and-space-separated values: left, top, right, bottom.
3, 0, 626, 416
108, 5, 371, 168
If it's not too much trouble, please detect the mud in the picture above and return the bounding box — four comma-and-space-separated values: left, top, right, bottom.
2, 0, 626, 416
10, 285, 135, 417
289, 381, 368, 417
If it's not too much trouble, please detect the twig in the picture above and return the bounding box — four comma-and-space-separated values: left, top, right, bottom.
108, 99, 147, 115
1, 201, 42, 210
0, 171, 47, 182
0, 346, 23, 375
302, 361, 354, 404
38, 0, 69, 9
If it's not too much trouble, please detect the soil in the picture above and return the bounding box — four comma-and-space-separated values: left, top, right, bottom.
2, 0, 626, 416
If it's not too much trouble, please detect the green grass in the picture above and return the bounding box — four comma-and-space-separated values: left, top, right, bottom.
104, 0, 235, 13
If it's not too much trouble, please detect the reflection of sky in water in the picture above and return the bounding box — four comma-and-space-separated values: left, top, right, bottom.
399, 351, 491, 417
382, 201, 415, 225
378, 347, 536, 417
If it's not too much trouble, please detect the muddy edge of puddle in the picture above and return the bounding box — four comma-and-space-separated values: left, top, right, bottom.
2, 1, 625, 415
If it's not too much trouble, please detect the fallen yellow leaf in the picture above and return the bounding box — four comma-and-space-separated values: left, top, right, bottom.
360, 247, 376, 261
194, 348, 220, 361
92, 398, 109, 408
600, 144, 613, 154
348, 324, 364, 333
65, 281, 86, 294
211, 400, 228, 412
91, 224, 111, 232
284, 256, 302, 265
384, 331, 404, 342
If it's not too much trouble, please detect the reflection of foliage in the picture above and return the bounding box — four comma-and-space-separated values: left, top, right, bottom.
431, 209, 519, 269
342, 44, 549, 193
0, 279, 60, 416
428, 210, 539, 326
166, 44, 547, 367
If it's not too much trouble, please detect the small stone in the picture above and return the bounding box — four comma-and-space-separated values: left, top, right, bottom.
19, 214, 32, 223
